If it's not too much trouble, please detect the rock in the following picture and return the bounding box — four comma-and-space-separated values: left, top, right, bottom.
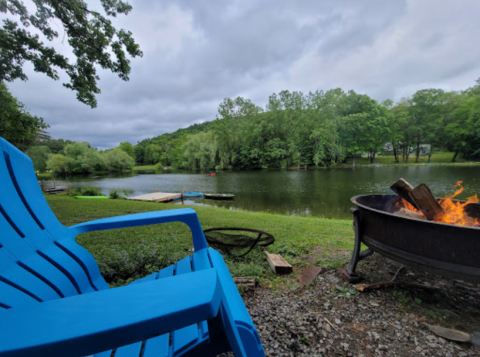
427, 325, 471, 343
471, 331, 480, 349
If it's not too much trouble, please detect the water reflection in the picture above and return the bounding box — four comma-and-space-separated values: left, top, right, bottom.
45, 166, 480, 219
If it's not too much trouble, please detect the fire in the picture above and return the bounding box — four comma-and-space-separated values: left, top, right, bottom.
396, 181, 480, 227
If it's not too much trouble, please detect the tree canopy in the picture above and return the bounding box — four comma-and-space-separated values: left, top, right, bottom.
0, 0, 142, 107
0, 81, 48, 149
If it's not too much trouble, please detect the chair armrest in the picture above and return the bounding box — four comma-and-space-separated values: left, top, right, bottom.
0, 269, 221, 357
69, 208, 208, 251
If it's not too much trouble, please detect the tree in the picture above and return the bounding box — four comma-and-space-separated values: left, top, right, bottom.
103, 148, 134, 171
0, 82, 48, 149
1, 0, 142, 107
144, 144, 162, 165
46, 153, 68, 174
409, 89, 445, 163
134, 145, 145, 165
41, 138, 74, 154
444, 82, 480, 161
62, 141, 103, 173
118, 142, 134, 158
25, 145, 50, 171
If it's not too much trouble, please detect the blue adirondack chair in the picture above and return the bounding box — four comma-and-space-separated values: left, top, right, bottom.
0, 137, 264, 357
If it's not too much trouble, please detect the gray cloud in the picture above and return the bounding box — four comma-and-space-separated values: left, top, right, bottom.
6, 0, 480, 149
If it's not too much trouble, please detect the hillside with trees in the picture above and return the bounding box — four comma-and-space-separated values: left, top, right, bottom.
6, 79, 480, 174
179, 81, 480, 170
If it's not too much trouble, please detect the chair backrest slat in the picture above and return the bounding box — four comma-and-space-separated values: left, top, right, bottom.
0, 280, 39, 309
2, 140, 108, 292
0, 249, 60, 303
0, 215, 78, 298
0, 138, 109, 303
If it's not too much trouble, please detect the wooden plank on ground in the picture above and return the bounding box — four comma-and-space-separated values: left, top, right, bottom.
233, 277, 256, 294
264, 251, 292, 275
300, 267, 325, 287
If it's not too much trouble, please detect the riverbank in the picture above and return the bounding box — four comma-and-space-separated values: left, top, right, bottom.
337, 152, 480, 168
132, 152, 480, 172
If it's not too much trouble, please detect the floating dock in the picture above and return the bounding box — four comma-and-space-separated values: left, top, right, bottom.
127, 192, 182, 203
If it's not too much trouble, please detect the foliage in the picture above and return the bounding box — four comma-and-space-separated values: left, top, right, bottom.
69, 186, 103, 197
103, 147, 134, 171
133, 144, 145, 165
109, 189, 121, 199
136, 121, 216, 168
175, 80, 480, 168
62, 141, 103, 173
34, 77, 480, 172
46, 153, 68, 174
1, 0, 142, 107
118, 142, 135, 158
46, 142, 135, 174
40, 138, 74, 154
25, 145, 50, 171
0, 82, 48, 149
144, 144, 162, 165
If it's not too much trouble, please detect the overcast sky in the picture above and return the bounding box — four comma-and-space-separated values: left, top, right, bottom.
6, 0, 480, 149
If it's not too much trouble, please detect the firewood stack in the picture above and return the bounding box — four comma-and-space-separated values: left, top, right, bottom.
390, 178, 445, 221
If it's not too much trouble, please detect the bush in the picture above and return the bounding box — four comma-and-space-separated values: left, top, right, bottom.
69, 187, 103, 196
109, 189, 121, 199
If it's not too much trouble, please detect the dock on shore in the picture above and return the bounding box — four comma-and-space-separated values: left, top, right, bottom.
127, 192, 182, 203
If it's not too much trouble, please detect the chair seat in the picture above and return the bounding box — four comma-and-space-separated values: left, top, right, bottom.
100, 252, 213, 357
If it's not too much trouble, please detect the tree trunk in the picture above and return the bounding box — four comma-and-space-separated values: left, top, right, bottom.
370, 152, 376, 164
393, 144, 398, 163
352, 156, 356, 169
415, 132, 420, 163
427, 146, 433, 163
451, 145, 460, 162
405, 148, 410, 163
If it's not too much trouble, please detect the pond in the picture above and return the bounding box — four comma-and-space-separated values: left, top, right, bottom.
54, 166, 480, 219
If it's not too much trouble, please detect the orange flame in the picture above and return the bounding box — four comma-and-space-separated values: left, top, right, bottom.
396, 181, 480, 227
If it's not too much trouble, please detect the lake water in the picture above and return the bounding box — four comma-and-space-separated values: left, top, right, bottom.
57, 166, 480, 219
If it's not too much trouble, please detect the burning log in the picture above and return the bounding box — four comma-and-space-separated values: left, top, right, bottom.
390, 179, 445, 221
395, 208, 426, 220
390, 178, 418, 208
409, 184, 445, 220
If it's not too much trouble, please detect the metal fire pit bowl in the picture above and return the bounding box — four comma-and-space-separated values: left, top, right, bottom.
343, 194, 480, 284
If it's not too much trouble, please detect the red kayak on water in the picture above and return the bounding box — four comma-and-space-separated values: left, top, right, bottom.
207, 173, 216, 176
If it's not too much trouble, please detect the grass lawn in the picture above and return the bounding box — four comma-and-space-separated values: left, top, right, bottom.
338, 152, 480, 167
46, 194, 353, 289
133, 165, 160, 171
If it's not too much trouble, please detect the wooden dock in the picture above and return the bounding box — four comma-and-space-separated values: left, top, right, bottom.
127, 192, 182, 203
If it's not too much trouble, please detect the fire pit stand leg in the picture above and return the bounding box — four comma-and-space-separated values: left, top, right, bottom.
343, 208, 374, 283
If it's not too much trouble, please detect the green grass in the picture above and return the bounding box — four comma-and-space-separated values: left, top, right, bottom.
46, 194, 353, 287
133, 165, 160, 171
338, 152, 480, 167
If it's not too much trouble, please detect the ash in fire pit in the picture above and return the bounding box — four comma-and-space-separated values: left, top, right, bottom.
343, 179, 480, 284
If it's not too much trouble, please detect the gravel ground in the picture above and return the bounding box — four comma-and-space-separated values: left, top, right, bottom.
232, 255, 480, 356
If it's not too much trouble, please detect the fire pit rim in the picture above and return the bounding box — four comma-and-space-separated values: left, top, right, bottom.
351, 194, 480, 231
